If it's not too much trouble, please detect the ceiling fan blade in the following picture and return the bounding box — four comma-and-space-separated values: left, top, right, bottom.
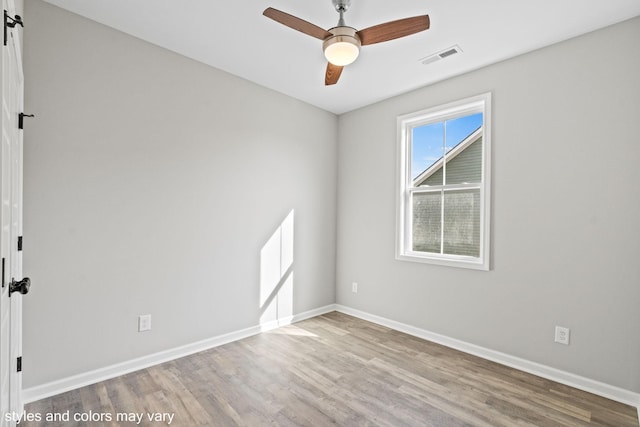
357, 15, 430, 46
325, 62, 344, 86
263, 7, 332, 40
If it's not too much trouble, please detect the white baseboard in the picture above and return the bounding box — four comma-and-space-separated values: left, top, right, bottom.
24, 303, 640, 413
335, 304, 640, 409
22, 304, 337, 404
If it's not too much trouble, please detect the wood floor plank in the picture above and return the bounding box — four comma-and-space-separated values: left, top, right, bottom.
21, 312, 639, 426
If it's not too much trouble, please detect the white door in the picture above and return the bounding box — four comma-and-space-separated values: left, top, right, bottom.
1, 0, 25, 424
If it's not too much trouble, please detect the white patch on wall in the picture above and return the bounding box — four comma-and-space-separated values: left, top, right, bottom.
259, 210, 295, 326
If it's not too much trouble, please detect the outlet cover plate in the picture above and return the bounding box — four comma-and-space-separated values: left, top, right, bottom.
138, 314, 151, 332
554, 326, 570, 345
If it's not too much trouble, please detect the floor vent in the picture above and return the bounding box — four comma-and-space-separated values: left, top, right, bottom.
419, 45, 462, 66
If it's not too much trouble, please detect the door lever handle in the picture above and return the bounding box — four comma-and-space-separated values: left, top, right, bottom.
9, 277, 30, 296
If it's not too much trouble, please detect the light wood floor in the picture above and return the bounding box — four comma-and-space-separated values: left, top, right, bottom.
23, 312, 638, 426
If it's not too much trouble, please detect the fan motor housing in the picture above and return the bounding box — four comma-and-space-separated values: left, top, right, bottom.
323, 26, 361, 65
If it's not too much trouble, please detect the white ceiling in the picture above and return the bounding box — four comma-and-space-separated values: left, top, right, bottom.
41, 0, 640, 114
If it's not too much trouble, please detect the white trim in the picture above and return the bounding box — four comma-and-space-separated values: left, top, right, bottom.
396, 251, 487, 270
334, 304, 640, 408
22, 304, 337, 403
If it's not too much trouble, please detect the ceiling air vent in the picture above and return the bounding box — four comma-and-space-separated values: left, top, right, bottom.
419, 45, 462, 66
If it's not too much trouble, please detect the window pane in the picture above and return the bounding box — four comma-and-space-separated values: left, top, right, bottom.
412, 122, 443, 186
443, 189, 480, 257
412, 192, 441, 253
444, 113, 483, 185
412, 113, 484, 187
444, 114, 483, 155
444, 136, 482, 184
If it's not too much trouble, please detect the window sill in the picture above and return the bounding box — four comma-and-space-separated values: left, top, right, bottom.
395, 252, 489, 271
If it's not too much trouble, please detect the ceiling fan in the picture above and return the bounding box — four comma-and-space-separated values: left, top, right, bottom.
263, 0, 430, 86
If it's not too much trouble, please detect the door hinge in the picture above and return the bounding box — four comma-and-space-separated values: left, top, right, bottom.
17, 236, 22, 251
4, 10, 23, 46
19, 113, 34, 130
17, 356, 22, 372
1, 258, 4, 288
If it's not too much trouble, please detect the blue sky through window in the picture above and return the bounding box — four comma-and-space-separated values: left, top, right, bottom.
411, 112, 483, 180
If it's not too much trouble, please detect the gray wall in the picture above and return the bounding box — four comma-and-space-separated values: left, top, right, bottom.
22, 1, 337, 388
336, 17, 640, 393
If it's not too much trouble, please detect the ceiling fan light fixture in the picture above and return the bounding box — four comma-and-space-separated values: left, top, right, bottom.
323, 27, 361, 66
263, 4, 431, 86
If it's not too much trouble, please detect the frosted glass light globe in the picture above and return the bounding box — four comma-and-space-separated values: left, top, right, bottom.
324, 40, 360, 66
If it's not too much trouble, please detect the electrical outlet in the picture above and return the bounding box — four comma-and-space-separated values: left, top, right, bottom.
554, 326, 570, 345
138, 314, 151, 332
352, 282, 358, 293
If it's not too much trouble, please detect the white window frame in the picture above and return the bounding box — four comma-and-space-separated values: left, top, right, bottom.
396, 93, 491, 270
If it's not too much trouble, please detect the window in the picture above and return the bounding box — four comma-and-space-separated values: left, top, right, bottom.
396, 93, 491, 270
